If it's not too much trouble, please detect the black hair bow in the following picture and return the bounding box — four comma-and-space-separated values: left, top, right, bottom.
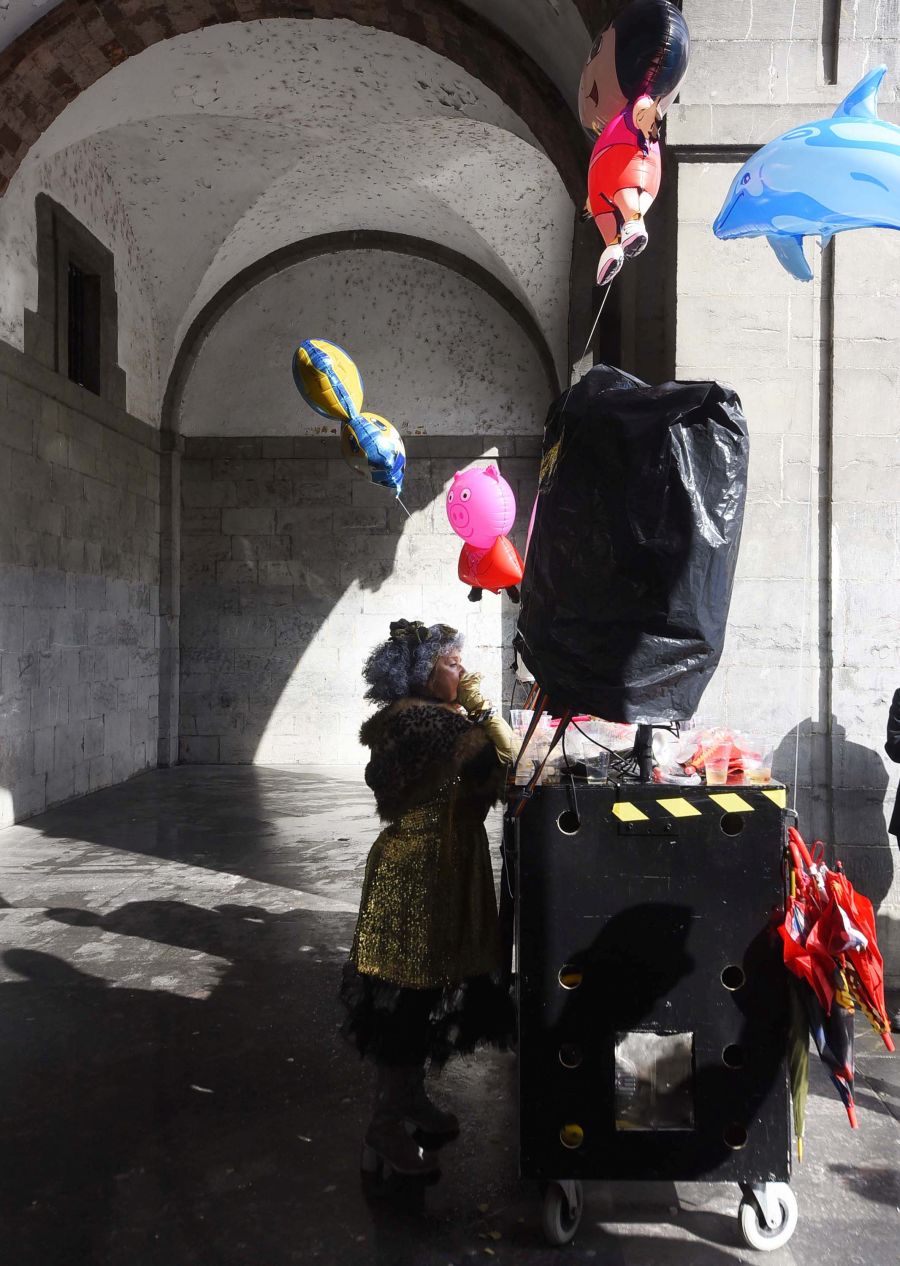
389, 619, 428, 645
388, 620, 458, 645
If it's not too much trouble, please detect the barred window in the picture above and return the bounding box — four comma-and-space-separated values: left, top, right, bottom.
24, 193, 125, 408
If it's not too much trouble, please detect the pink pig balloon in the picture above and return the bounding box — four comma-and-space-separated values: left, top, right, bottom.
446, 464, 516, 550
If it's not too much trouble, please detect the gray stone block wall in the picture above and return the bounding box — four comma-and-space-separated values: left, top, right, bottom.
179, 435, 538, 767
676, 183, 900, 978
0, 344, 160, 826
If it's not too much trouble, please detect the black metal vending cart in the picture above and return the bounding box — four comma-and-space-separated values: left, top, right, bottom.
510, 778, 799, 1251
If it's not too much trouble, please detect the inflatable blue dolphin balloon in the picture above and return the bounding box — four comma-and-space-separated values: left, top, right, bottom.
713, 66, 900, 280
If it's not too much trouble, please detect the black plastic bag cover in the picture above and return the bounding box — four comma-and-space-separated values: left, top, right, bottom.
514, 365, 749, 723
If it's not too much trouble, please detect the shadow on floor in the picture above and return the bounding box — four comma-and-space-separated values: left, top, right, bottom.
0, 895, 776, 1266
828, 1163, 900, 1208
2, 771, 898, 1264
9, 765, 375, 900
1, 902, 372, 1265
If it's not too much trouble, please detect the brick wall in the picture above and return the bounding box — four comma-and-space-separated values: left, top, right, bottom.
179, 435, 538, 765
0, 343, 160, 825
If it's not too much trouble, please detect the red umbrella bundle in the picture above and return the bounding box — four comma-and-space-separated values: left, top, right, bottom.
825, 863, 894, 1048
779, 882, 835, 1015
778, 825, 894, 1150
785, 827, 894, 1050
803, 963, 858, 1130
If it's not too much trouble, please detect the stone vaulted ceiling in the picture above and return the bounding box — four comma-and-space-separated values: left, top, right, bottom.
0, 1, 594, 99
0, 4, 595, 424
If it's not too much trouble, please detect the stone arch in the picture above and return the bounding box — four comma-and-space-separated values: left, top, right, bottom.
0, 0, 587, 199
161, 229, 561, 434
166, 236, 549, 768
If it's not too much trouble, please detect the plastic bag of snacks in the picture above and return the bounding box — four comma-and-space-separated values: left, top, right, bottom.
678, 727, 773, 786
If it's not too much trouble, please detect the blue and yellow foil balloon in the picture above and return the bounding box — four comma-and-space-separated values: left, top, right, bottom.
292, 338, 364, 420
341, 413, 406, 495
292, 338, 405, 497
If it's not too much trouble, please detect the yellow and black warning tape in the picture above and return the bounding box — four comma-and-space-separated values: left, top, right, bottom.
610, 787, 787, 823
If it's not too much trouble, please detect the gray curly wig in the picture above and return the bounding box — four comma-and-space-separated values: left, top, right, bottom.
363, 619, 463, 703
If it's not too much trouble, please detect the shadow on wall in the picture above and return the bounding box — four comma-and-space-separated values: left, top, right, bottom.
774, 715, 893, 913
178, 441, 403, 765
178, 438, 538, 767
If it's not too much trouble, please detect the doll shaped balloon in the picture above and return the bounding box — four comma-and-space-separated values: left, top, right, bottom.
578, 0, 691, 286
578, 0, 691, 137
587, 99, 661, 285
446, 465, 524, 603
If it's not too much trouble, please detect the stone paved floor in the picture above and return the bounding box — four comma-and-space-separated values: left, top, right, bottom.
0, 767, 897, 1266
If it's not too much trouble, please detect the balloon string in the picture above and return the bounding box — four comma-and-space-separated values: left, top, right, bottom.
517, 276, 615, 657
579, 282, 612, 369
552, 280, 615, 465
555, 281, 614, 423
393, 281, 611, 526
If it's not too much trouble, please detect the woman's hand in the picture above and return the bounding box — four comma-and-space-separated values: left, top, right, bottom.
457, 672, 490, 716
457, 673, 517, 766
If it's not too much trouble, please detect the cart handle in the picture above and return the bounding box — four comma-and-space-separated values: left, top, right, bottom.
510, 692, 548, 782
510, 706, 573, 818
787, 825, 814, 870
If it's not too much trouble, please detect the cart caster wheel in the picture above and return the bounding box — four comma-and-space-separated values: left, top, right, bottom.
738, 1184, 798, 1251
541, 1179, 583, 1246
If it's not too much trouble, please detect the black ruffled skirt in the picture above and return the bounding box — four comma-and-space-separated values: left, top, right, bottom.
340, 961, 516, 1068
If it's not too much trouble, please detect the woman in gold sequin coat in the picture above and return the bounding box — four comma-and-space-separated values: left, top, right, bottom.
341, 619, 516, 1178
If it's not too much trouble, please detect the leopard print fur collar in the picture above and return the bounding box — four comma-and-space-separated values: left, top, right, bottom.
359, 697, 499, 821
